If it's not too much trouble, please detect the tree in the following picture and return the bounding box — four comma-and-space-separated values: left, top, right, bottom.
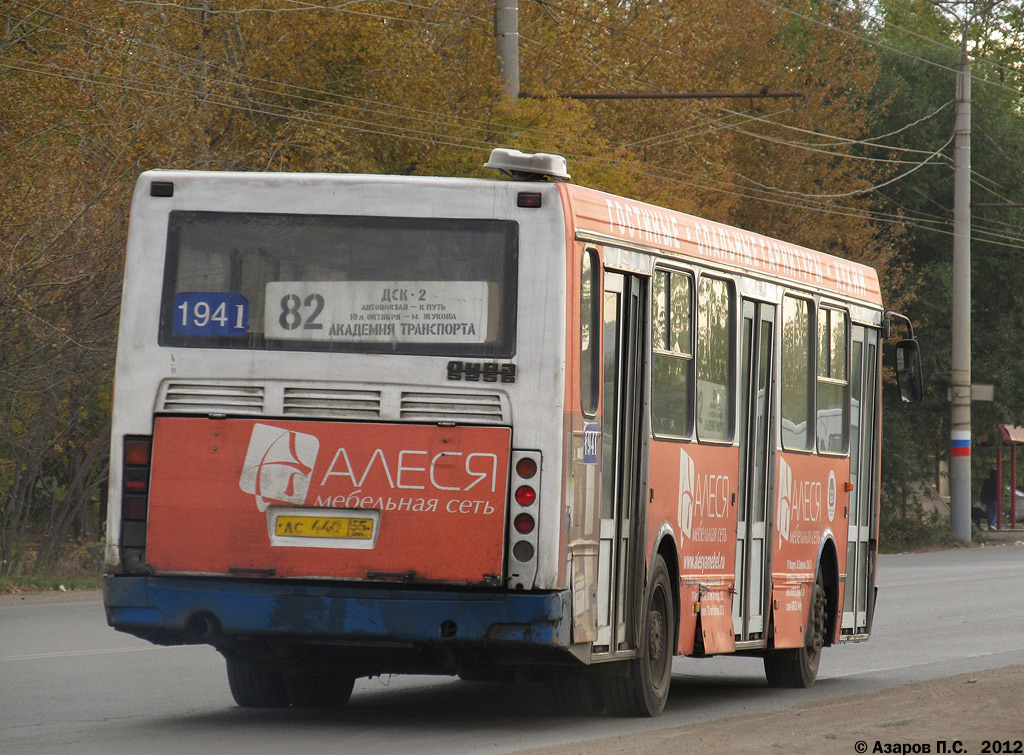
870, 0, 1024, 511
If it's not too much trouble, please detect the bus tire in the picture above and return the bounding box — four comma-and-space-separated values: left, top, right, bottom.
763, 576, 827, 689
225, 657, 289, 708
283, 671, 355, 709
548, 669, 602, 715
602, 554, 674, 717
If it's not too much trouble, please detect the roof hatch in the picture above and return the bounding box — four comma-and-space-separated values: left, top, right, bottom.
484, 148, 570, 182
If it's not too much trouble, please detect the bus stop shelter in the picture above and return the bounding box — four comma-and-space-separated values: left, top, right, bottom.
993, 424, 1022, 530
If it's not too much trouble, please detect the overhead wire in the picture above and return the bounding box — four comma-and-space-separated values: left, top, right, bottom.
5, 0, 537, 143
117, 0, 475, 19
756, 0, 1024, 98
0, 56, 504, 154
719, 102, 955, 154
528, 0, 775, 93
879, 0, 1024, 87
2, 0, 950, 157
5, 0, 618, 160
721, 134, 954, 199
8, 51, 1022, 249
523, 0, 1011, 234
626, 108, 797, 150
721, 122, 953, 167
5, 0, 1022, 248
2, 1, 803, 164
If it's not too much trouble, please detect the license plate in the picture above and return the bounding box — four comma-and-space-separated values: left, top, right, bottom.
274, 515, 374, 540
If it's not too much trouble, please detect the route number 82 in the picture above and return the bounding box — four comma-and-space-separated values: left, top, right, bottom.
279, 293, 325, 330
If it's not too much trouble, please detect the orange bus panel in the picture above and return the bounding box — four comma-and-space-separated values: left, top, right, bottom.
145, 417, 512, 585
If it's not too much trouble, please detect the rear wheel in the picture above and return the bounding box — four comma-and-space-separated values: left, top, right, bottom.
225, 658, 289, 708
764, 577, 827, 688
602, 555, 675, 717
548, 669, 603, 715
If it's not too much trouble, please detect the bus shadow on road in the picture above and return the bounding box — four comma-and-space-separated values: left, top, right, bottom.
148, 665, 838, 737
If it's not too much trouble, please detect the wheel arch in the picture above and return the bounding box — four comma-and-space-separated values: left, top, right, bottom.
650, 525, 680, 653
814, 534, 840, 648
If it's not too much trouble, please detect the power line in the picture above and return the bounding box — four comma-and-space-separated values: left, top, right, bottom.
755, 0, 1024, 98
5, 0, 1021, 249
5, 1, 567, 144
719, 102, 955, 154
118, 0, 473, 19
624, 108, 794, 149
528, 0, 773, 93
529, 90, 804, 101
726, 134, 954, 199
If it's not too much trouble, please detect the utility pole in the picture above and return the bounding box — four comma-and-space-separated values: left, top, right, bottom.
495, 0, 519, 99
950, 13, 972, 542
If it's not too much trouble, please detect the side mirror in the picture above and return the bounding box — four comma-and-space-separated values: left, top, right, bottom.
895, 339, 923, 404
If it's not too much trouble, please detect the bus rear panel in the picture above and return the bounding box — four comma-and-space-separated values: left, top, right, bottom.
106, 169, 572, 679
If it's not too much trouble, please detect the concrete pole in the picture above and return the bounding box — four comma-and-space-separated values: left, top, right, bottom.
950, 22, 972, 542
495, 0, 519, 100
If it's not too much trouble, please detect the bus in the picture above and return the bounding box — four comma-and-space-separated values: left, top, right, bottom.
103, 149, 922, 716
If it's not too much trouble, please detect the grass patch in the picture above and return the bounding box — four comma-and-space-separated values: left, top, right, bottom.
0, 573, 102, 594
0, 538, 104, 593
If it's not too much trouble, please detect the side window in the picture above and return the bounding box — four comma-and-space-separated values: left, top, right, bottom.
817, 307, 849, 453
652, 268, 693, 438
781, 296, 814, 451
696, 276, 734, 442
581, 249, 600, 416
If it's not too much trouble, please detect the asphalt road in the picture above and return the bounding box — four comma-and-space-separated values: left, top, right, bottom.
2, 545, 1023, 755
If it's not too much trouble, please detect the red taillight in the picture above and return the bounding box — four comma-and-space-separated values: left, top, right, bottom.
514, 485, 536, 506
515, 457, 538, 479
122, 436, 152, 550
124, 437, 151, 467
514, 513, 535, 535
122, 495, 148, 521
124, 467, 149, 493
508, 451, 541, 585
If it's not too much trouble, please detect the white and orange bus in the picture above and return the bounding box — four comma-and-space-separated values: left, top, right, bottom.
103, 149, 922, 716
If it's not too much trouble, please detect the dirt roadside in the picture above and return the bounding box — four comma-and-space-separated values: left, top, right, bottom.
515, 665, 1024, 755
0, 587, 102, 606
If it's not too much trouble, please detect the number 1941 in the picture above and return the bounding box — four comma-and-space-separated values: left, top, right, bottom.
173, 292, 249, 337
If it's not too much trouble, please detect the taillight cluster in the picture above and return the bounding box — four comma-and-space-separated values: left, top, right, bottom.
121, 436, 152, 566
507, 451, 541, 588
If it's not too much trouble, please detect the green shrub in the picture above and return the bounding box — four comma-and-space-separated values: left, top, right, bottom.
879, 510, 964, 552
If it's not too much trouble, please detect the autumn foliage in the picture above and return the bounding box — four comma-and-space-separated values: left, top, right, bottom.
1, 0, 911, 573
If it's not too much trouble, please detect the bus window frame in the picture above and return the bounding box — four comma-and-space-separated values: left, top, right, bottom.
695, 272, 736, 446
780, 293, 816, 454
157, 210, 521, 359
651, 264, 695, 442
815, 303, 852, 457
581, 247, 601, 417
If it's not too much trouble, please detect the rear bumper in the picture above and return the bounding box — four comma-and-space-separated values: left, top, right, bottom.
103, 575, 571, 649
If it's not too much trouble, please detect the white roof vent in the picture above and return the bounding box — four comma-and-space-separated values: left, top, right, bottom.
484, 148, 570, 181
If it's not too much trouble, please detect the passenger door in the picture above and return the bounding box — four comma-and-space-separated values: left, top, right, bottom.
843, 325, 879, 635
733, 299, 775, 641
596, 271, 647, 652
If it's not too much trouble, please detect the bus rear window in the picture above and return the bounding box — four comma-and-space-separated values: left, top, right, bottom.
159, 212, 518, 357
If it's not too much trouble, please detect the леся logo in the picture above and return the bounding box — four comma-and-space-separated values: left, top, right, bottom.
239, 424, 319, 512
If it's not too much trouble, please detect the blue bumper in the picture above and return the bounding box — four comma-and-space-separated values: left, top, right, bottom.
103, 576, 572, 648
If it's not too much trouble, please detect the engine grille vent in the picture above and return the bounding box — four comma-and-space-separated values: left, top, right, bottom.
283, 387, 381, 419
400, 391, 504, 423
159, 383, 265, 415
157, 380, 508, 424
